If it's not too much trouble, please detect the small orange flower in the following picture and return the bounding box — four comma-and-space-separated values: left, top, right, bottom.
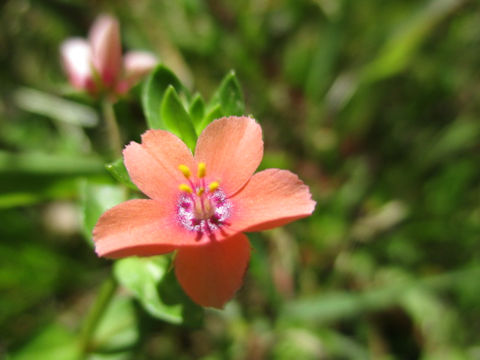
93, 116, 315, 308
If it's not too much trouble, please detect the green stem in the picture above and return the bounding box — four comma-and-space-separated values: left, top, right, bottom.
102, 100, 122, 159
79, 274, 117, 354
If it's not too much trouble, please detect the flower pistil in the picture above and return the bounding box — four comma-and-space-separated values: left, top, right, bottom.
177, 163, 231, 235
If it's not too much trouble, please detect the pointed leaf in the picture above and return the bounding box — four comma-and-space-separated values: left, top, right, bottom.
196, 103, 223, 134
105, 158, 139, 191
161, 85, 197, 150
189, 93, 205, 130
142, 64, 189, 129
209, 70, 245, 116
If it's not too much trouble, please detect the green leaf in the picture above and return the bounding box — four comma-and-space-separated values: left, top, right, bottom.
0, 151, 104, 175
114, 256, 203, 326
0, 192, 41, 208
10, 323, 79, 360
420, 118, 480, 167
196, 104, 223, 134
0, 152, 106, 209
14, 87, 99, 127
114, 256, 181, 324
161, 86, 197, 150
105, 159, 138, 191
280, 266, 480, 324
10, 298, 138, 360
92, 296, 139, 354
81, 181, 126, 243
209, 70, 245, 116
361, 0, 462, 84
142, 64, 189, 129
157, 267, 204, 328
189, 93, 205, 130
0, 241, 77, 324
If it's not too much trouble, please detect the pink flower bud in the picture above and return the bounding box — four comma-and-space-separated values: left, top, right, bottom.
60, 14, 157, 97
89, 14, 122, 87
60, 38, 96, 92
123, 51, 158, 84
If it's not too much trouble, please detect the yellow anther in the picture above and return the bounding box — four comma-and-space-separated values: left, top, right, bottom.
178, 184, 193, 193
178, 164, 191, 178
208, 181, 220, 192
197, 162, 206, 178
197, 187, 205, 196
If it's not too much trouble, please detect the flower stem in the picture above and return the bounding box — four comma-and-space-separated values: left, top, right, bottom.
102, 99, 122, 159
79, 274, 117, 354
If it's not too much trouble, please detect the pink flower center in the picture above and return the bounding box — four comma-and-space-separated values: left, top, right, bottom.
176, 163, 232, 234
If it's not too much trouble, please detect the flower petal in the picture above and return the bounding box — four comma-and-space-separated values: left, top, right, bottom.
123, 51, 158, 84
175, 233, 251, 308
229, 169, 316, 232
93, 197, 235, 258
116, 51, 158, 94
89, 14, 122, 86
123, 129, 195, 202
60, 38, 95, 91
93, 199, 177, 258
194, 116, 263, 196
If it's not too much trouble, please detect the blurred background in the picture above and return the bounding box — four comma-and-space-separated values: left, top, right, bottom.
1, 0, 480, 359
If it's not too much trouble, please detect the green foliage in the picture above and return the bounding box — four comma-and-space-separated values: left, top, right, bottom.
10, 296, 139, 360
0, 152, 105, 208
0, 151, 104, 175
188, 93, 206, 129
142, 64, 189, 130
361, 0, 463, 85
105, 159, 138, 191
10, 323, 80, 360
89, 296, 139, 355
80, 181, 126, 243
114, 256, 203, 326
208, 70, 245, 118
160, 85, 197, 150
142, 65, 245, 138
198, 104, 223, 134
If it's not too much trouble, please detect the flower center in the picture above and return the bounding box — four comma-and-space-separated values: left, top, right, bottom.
176, 163, 232, 234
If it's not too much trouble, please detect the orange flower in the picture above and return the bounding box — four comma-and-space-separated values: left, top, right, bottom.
93, 116, 316, 308
60, 14, 157, 96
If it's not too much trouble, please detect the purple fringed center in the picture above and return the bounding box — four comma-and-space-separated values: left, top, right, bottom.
176, 187, 232, 234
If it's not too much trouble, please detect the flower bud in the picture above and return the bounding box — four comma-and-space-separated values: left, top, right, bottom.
89, 14, 122, 87
60, 38, 95, 92
123, 51, 157, 84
